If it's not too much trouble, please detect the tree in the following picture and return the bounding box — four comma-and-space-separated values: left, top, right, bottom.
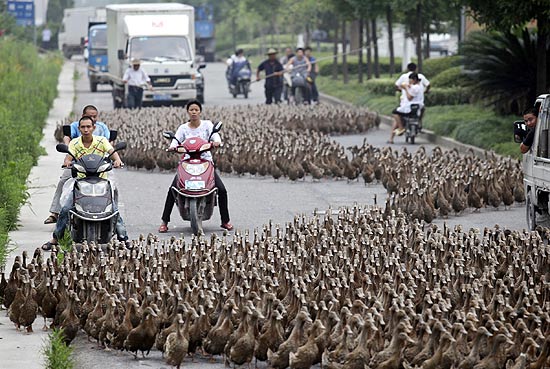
462, 0, 550, 95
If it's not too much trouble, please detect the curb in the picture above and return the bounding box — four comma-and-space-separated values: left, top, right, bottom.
319, 92, 489, 158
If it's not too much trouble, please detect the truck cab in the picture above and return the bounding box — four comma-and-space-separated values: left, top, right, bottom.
87, 23, 109, 92
107, 3, 197, 108
519, 94, 549, 230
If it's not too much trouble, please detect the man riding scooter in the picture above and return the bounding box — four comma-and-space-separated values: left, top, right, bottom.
41, 116, 126, 251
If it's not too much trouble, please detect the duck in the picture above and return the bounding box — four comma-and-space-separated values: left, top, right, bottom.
203, 299, 237, 359
40, 277, 58, 330
473, 333, 513, 369
164, 314, 186, 369
289, 318, 326, 369
18, 276, 38, 333
112, 298, 140, 350
255, 309, 285, 363
59, 291, 81, 345
156, 304, 187, 354
229, 307, 265, 367
123, 306, 159, 358
268, 310, 312, 369
98, 296, 119, 349
8, 272, 26, 330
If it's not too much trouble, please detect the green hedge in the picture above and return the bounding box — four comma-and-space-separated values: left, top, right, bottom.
0, 39, 62, 266
319, 57, 404, 77
421, 56, 461, 77
425, 87, 472, 106
429, 66, 471, 87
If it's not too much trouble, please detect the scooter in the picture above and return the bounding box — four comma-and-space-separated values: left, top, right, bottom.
227, 61, 251, 98
56, 141, 126, 244
163, 122, 222, 235
404, 104, 421, 144
287, 65, 308, 105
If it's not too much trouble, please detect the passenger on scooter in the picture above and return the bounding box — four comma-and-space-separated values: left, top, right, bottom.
159, 100, 233, 233
388, 73, 424, 144
41, 115, 126, 251
44, 104, 110, 225
285, 47, 311, 104
226, 49, 249, 87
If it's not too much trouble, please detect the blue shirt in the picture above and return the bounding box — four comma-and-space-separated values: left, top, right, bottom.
69, 121, 110, 140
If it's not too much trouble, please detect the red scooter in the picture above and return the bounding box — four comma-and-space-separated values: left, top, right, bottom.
163, 122, 222, 235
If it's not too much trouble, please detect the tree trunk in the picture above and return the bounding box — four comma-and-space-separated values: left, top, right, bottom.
386, 5, 395, 77
332, 18, 339, 80
366, 17, 373, 79
305, 22, 311, 48
231, 17, 237, 52
536, 16, 548, 95
415, 2, 423, 72
424, 25, 430, 60
358, 17, 364, 84
342, 19, 349, 84
372, 18, 380, 78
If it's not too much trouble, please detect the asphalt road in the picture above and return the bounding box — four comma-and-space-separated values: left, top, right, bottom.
65, 57, 526, 368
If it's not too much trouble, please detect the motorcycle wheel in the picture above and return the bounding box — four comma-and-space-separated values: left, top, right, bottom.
189, 198, 203, 236
85, 222, 98, 245
244, 87, 248, 99
410, 135, 415, 144
232, 92, 237, 98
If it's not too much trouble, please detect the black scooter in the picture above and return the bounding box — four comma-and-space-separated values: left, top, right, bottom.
56, 141, 126, 244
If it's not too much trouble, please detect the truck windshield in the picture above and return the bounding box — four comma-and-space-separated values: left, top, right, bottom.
130, 36, 191, 61
89, 27, 107, 55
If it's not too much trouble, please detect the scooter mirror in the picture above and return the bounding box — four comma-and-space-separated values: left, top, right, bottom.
56, 143, 70, 153
513, 120, 527, 143
163, 131, 176, 140
114, 141, 127, 151
198, 63, 206, 70
212, 122, 223, 133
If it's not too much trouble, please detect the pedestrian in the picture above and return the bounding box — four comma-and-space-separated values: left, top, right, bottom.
285, 48, 311, 104
44, 105, 110, 225
256, 48, 284, 104
395, 62, 430, 126
279, 47, 295, 102
518, 107, 538, 154
304, 46, 319, 104
41, 26, 52, 50
123, 58, 152, 109
41, 115, 125, 251
158, 100, 233, 233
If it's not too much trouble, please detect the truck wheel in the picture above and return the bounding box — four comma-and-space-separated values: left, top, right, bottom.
189, 198, 202, 236
410, 136, 415, 144
526, 194, 537, 231
90, 81, 98, 93
295, 88, 303, 104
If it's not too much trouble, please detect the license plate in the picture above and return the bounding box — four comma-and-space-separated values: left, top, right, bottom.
185, 180, 205, 190
153, 94, 171, 101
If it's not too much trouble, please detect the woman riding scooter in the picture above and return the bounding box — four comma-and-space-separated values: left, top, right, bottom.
159, 100, 233, 233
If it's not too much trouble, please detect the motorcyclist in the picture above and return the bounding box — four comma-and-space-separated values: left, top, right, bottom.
41, 115, 125, 251
226, 49, 249, 88
158, 100, 233, 233
284, 47, 311, 104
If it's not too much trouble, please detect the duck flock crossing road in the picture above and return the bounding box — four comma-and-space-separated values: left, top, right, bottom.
0, 60, 543, 369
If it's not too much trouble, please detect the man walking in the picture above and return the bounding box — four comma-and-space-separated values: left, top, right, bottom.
256, 48, 284, 104
123, 58, 152, 109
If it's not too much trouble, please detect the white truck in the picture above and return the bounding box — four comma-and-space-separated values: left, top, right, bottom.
516, 94, 550, 230
106, 3, 197, 108
58, 7, 97, 58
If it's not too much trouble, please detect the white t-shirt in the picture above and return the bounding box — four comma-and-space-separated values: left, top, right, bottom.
226, 55, 247, 66
123, 67, 151, 87
170, 120, 222, 162
395, 71, 430, 105
397, 84, 424, 114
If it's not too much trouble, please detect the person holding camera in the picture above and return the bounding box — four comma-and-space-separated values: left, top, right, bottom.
516, 107, 538, 154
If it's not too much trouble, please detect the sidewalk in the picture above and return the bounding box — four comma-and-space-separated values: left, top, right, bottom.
0, 61, 75, 369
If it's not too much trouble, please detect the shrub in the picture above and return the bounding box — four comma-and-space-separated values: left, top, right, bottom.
42, 329, 75, 369
421, 56, 460, 78
430, 66, 469, 87
318, 57, 404, 77
364, 78, 396, 95
425, 87, 472, 106
0, 39, 61, 267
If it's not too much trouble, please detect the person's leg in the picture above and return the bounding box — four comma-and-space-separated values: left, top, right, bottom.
127, 87, 136, 109
136, 87, 144, 109
46, 168, 72, 221
214, 171, 230, 225
388, 114, 402, 143
311, 81, 319, 102
160, 176, 178, 227
265, 86, 273, 104
274, 85, 283, 104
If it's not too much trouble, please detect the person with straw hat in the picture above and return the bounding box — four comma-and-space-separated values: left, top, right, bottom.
123, 58, 152, 109
256, 48, 284, 104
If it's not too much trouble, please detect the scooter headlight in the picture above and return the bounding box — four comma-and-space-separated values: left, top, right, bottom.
97, 162, 111, 173
73, 163, 86, 173
181, 162, 209, 175
77, 181, 109, 196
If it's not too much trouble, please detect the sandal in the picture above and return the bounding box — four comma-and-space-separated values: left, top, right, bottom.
41, 241, 58, 251
158, 224, 168, 233
386, 140, 394, 144
43, 214, 58, 224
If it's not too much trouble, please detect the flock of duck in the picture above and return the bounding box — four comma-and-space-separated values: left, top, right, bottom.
55, 104, 526, 221
1, 205, 549, 368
